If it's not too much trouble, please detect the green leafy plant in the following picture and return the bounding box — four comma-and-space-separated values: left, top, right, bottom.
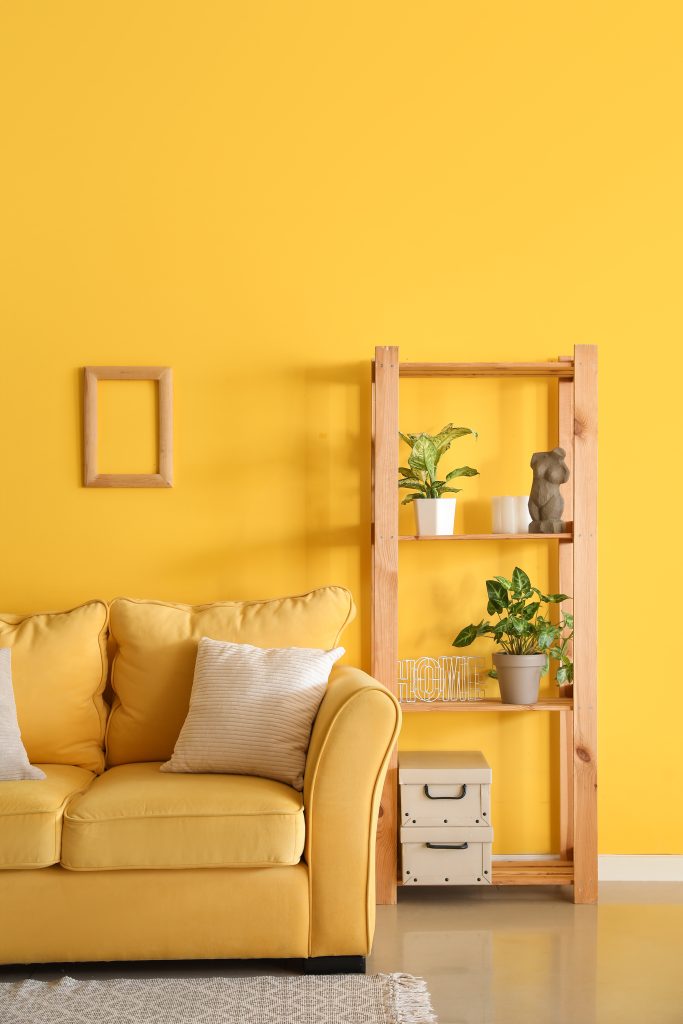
452, 566, 574, 684
398, 423, 478, 505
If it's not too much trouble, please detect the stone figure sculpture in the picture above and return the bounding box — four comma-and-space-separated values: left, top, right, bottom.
528, 447, 570, 533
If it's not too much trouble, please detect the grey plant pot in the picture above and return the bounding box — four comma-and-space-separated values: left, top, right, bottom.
493, 653, 546, 705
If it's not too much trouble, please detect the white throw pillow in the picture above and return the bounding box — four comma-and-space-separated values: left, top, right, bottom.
161, 638, 344, 789
0, 648, 46, 781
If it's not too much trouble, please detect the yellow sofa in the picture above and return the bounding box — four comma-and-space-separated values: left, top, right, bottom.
0, 589, 400, 971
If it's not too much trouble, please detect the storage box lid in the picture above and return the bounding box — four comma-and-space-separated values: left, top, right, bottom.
399, 750, 491, 784
401, 825, 494, 843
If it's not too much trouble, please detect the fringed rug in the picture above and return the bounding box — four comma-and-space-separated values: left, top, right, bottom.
0, 973, 436, 1023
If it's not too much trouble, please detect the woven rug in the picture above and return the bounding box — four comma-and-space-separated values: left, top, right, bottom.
0, 973, 436, 1024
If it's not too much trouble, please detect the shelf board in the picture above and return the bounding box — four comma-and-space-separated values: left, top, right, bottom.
397, 861, 575, 887
399, 361, 574, 379
399, 698, 573, 712
491, 860, 574, 885
399, 532, 573, 542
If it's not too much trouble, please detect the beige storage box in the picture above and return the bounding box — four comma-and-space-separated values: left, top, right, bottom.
401, 826, 493, 885
399, 750, 493, 886
399, 751, 491, 827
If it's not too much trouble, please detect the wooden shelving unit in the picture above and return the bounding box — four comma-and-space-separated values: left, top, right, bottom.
399, 532, 573, 542
396, 698, 573, 713
371, 345, 597, 906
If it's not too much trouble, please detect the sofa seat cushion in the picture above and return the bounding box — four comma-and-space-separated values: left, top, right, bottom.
60, 762, 305, 870
0, 765, 95, 869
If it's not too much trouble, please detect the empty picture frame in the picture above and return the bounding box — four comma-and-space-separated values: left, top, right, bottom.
83, 366, 173, 487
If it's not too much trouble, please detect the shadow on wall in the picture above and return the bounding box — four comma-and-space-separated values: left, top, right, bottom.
303, 360, 372, 667
78, 358, 374, 665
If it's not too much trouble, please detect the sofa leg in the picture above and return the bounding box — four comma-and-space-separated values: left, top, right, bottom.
301, 955, 366, 975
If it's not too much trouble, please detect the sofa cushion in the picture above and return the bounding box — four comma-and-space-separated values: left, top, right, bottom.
106, 588, 355, 765
0, 602, 109, 773
0, 765, 95, 869
0, 648, 45, 780
161, 638, 344, 789
60, 762, 305, 870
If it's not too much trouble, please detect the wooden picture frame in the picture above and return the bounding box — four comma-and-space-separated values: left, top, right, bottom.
83, 366, 173, 488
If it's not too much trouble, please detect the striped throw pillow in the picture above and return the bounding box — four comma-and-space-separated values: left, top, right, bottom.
161, 638, 344, 789
0, 649, 46, 781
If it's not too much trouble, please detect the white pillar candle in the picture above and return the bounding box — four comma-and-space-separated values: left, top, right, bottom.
491, 497, 503, 533
515, 495, 531, 534
499, 496, 516, 533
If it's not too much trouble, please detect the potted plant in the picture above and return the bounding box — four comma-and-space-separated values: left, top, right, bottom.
398, 423, 478, 536
452, 566, 573, 704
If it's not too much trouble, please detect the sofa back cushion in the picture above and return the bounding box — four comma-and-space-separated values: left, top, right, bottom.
106, 588, 355, 765
0, 602, 109, 773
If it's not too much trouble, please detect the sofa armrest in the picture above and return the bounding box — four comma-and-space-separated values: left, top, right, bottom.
303, 664, 401, 957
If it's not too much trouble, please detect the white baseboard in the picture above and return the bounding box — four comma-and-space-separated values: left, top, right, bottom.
598, 855, 683, 881
492, 854, 683, 881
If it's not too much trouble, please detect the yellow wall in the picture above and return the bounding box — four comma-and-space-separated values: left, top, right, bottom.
1, 2, 681, 854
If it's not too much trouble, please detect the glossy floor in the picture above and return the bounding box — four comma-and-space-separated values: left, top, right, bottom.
372, 883, 683, 1024
2, 884, 682, 1024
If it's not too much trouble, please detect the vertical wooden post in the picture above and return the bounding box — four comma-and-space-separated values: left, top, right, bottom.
558, 357, 575, 860
372, 346, 400, 906
572, 344, 598, 903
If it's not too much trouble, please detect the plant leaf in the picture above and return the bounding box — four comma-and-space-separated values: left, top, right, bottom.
522, 601, 540, 620
545, 593, 569, 603
495, 575, 512, 589
445, 466, 479, 481
486, 578, 509, 614
537, 630, 554, 649
563, 612, 574, 629
399, 432, 416, 447
408, 435, 439, 480
440, 486, 462, 494
400, 493, 422, 505
556, 666, 568, 684
398, 466, 415, 478
432, 424, 477, 455
453, 624, 479, 647
511, 566, 532, 597
398, 479, 426, 490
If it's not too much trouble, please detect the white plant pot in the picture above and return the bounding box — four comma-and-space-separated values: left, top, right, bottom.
414, 498, 456, 536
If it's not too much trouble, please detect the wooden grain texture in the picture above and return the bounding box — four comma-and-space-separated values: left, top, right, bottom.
83, 366, 173, 488
86, 473, 171, 488
558, 356, 575, 698
559, 709, 574, 860
572, 345, 598, 904
399, 531, 573, 542
400, 362, 575, 379
84, 365, 169, 380
372, 346, 400, 905
400, 698, 573, 712
492, 860, 574, 885
158, 367, 174, 485
83, 367, 99, 485
557, 356, 575, 858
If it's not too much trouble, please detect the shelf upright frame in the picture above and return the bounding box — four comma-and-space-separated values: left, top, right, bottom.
370, 345, 598, 906
371, 347, 400, 906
